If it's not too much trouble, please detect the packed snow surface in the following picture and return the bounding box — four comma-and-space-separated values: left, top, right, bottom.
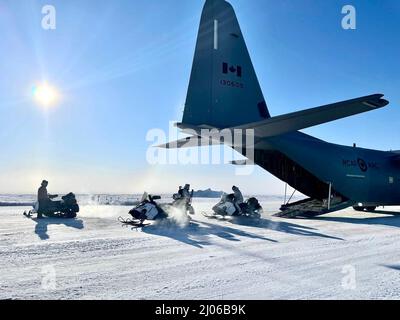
1, 197, 400, 300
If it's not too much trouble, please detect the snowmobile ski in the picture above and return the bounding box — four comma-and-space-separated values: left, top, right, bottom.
201, 211, 227, 220
118, 216, 150, 228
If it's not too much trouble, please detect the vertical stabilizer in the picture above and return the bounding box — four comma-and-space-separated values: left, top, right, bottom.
183, 0, 269, 128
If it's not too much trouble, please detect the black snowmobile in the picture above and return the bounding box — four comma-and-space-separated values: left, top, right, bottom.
209, 193, 263, 219
119, 193, 168, 227
24, 192, 79, 219
240, 197, 263, 218
119, 192, 194, 227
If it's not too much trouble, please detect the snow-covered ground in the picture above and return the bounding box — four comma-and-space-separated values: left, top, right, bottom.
1, 198, 400, 300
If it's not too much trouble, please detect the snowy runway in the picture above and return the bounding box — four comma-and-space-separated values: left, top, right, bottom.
1, 199, 400, 299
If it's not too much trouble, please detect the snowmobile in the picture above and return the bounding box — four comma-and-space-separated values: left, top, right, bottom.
209, 193, 263, 219
24, 192, 79, 219
129, 194, 168, 221
119, 192, 194, 228
119, 193, 168, 227
172, 190, 195, 215
240, 197, 263, 218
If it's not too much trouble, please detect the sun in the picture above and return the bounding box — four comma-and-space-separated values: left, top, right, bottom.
32, 83, 60, 108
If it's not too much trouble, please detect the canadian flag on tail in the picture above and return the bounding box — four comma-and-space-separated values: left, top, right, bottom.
222, 62, 242, 77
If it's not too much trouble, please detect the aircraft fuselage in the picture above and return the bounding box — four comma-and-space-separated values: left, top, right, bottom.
256, 132, 400, 206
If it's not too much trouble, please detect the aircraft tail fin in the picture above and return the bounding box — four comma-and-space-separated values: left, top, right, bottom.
183, 0, 269, 129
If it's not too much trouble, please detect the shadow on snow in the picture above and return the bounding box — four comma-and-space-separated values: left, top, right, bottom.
142, 219, 277, 248
31, 218, 84, 240
142, 215, 343, 248
316, 211, 400, 229
229, 216, 344, 241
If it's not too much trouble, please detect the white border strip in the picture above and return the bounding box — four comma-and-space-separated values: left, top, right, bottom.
214, 20, 218, 50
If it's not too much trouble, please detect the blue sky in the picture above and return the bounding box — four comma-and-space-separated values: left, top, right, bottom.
0, 0, 399, 194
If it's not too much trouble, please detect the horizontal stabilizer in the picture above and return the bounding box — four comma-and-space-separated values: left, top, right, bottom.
155, 136, 199, 149
229, 160, 254, 166
155, 135, 223, 149
233, 94, 389, 138
161, 95, 388, 148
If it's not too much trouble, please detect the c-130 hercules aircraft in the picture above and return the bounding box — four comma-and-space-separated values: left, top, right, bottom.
160, 0, 399, 217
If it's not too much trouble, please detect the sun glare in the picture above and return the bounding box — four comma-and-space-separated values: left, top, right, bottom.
32, 83, 59, 107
